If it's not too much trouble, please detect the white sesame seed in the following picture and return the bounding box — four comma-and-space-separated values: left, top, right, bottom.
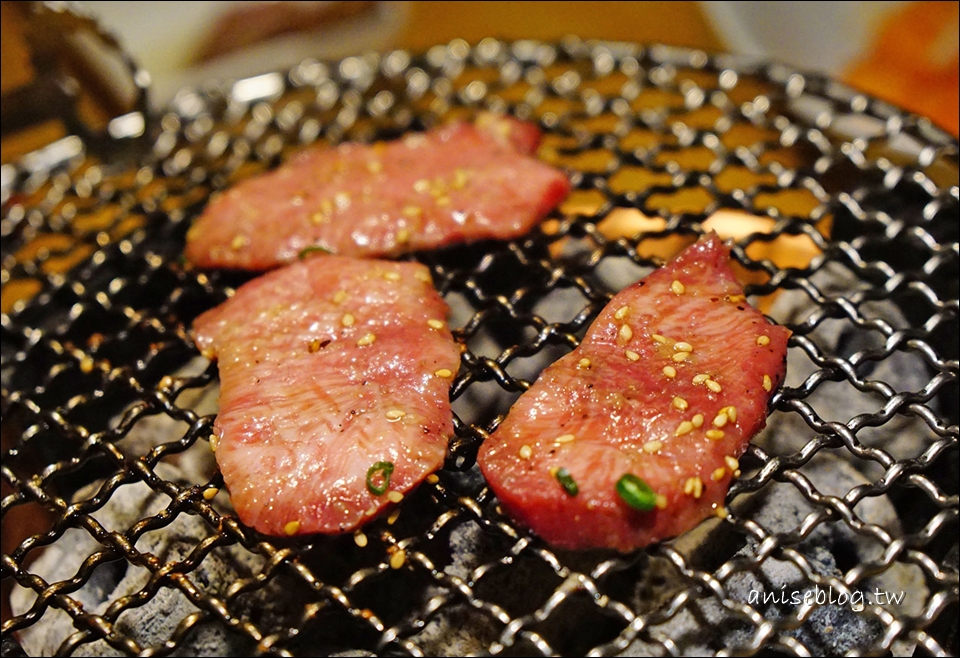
458, 168, 473, 186
357, 333, 376, 347
691, 414, 704, 428
625, 350, 640, 361
614, 306, 630, 320
578, 357, 592, 369
711, 467, 726, 481
284, 520, 301, 536
671, 280, 686, 295
519, 445, 533, 459
387, 509, 401, 525
387, 490, 404, 503
757, 335, 770, 346
555, 434, 576, 444
427, 319, 445, 330
651, 334, 667, 343
714, 505, 728, 519
706, 379, 722, 393
655, 494, 668, 509
643, 440, 663, 453
724, 456, 740, 472
682, 476, 704, 499
663, 365, 677, 378
763, 374, 772, 392
693, 373, 711, 384
341, 313, 356, 327
383, 271, 401, 281
389, 549, 406, 569
672, 396, 688, 411
674, 341, 693, 353
675, 421, 694, 436
713, 412, 728, 428
724, 406, 738, 422
385, 409, 406, 421
230, 234, 249, 250
434, 368, 453, 378
706, 429, 725, 440
333, 290, 348, 304
354, 531, 368, 547
619, 324, 634, 342
427, 474, 440, 484
203, 487, 219, 500
672, 351, 690, 362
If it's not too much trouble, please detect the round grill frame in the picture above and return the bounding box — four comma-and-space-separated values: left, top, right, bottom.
2, 37, 959, 657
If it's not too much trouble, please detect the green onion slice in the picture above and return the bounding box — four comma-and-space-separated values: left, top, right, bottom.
298, 244, 334, 259
616, 474, 657, 511
366, 461, 395, 495
554, 467, 579, 496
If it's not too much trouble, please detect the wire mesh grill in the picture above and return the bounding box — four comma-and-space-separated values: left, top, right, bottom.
2, 38, 958, 657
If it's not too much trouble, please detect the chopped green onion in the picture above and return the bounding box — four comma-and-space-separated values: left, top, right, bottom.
555, 467, 579, 496
298, 244, 334, 259
616, 474, 656, 511
366, 461, 395, 495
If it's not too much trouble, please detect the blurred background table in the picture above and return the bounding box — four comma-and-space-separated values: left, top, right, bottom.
396, 2, 723, 52
1, 0, 957, 166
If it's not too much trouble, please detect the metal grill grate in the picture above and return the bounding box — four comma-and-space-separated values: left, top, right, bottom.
2, 38, 958, 657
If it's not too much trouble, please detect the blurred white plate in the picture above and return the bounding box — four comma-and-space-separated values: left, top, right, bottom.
698, 1, 908, 75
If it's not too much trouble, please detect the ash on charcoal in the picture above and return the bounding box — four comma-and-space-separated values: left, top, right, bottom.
9, 463, 275, 657
764, 262, 940, 468
409, 508, 656, 657
643, 453, 927, 657
110, 357, 221, 486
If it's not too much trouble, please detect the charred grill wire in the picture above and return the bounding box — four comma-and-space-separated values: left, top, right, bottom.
2, 39, 958, 657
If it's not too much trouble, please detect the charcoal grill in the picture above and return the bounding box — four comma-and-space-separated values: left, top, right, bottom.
2, 35, 958, 657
